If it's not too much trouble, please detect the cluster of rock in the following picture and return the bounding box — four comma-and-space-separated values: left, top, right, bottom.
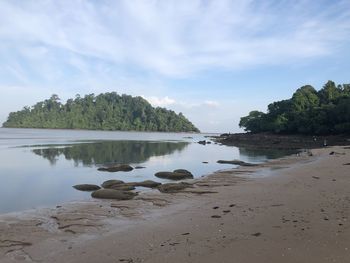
197, 140, 212, 145
72, 157, 257, 200
73, 165, 195, 200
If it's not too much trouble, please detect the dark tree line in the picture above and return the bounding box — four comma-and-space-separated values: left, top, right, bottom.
239, 81, 350, 135
3, 92, 200, 132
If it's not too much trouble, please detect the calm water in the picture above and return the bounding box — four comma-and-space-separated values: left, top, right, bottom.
0, 128, 294, 214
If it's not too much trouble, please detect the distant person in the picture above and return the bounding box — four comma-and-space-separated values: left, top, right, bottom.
323, 139, 327, 147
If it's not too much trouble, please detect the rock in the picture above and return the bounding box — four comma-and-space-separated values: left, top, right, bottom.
109, 184, 136, 191
134, 166, 146, 169
101, 179, 125, 188
73, 184, 101, 191
173, 169, 193, 176
132, 180, 162, 188
202, 161, 209, 164
98, 164, 133, 172
157, 182, 193, 193
217, 160, 257, 166
198, 140, 206, 145
91, 189, 137, 200
155, 171, 193, 180
101, 180, 162, 191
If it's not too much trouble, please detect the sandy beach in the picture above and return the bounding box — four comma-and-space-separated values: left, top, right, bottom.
1, 145, 350, 263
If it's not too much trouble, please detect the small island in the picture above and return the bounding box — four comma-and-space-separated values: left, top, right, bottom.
2, 92, 200, 133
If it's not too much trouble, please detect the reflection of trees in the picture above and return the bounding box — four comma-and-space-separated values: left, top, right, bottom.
238, 147, 296, 160
32, 140, 189, 166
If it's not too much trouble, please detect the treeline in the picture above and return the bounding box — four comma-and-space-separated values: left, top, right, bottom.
239, 81, 350, 135
3, 93, 200, 132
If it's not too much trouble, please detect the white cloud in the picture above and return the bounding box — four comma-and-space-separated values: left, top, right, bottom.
142, 96, 176, 107
0, 0, 349, 78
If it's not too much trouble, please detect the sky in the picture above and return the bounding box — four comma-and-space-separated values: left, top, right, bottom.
0, 0, 349, 133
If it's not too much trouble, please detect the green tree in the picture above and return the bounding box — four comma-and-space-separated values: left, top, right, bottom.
318, 80, 341, 104
239, 111, 266, 133
239, 81, 350, 135
3, 92, 200, 133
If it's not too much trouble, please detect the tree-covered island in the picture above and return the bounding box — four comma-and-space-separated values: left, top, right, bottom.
2, 92, 200, 132
239, 81, 350, 135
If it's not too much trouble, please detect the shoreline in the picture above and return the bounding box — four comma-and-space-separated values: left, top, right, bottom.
215, 132, 350, 149
1, 146, 349, 262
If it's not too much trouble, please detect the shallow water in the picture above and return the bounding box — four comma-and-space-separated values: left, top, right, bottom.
0, 128, 294, 214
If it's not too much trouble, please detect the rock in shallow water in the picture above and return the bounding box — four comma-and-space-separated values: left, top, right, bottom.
155, 171, 193, 180
73, 184, 101, 191
131, 180, 162, 188
98, 164, 133, 172
91, 189, 137, 200
173, 169, 193, 176
102, 180, 161, 190
109, 184, 136, 191
217, 160, 257, 166
101, 179, 125, 188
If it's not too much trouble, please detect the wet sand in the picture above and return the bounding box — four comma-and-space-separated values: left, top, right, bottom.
1, 146, 349, 262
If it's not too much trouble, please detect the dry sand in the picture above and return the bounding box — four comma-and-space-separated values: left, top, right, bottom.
1, 146, 350, 263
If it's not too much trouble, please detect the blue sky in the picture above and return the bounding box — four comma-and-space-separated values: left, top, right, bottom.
0, 0, 349, 133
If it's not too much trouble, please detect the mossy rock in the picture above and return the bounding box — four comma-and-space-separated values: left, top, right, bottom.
101, 179, 125, 188
155, 171, 193, 180
109, 184, 136, 191
173, 169, 193, 176
91, 189, 137, 200
73, 184, 101, 191
98, 164, 133, 172
132, 180, 162, 188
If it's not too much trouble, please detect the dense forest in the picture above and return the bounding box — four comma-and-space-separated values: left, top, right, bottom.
239, 81, 350, 135
2, 93, 200, 132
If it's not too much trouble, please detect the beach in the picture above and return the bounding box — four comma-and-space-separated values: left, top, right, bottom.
1, 145, 349, 263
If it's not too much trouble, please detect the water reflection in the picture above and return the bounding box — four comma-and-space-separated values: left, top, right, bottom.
32, 140, 189, 166
238, 147, 296, 160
